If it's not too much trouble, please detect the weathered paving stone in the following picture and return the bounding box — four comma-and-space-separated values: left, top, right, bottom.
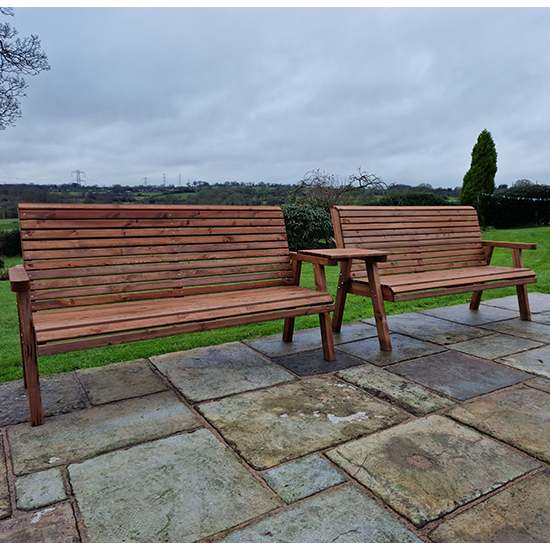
198, 377, 408, 469
68, 429, 279, 543
420, 303, 517, 325
486, 319, 550, 344
221, 483, 422, 543
532, 312, 550, 325
525, 376, 550, 393
326, 415, 538, 527
0, 439, 9, 520
0, 502, 80, 543
447, 386, 550, 462
336, 334, 443, 367
259, 454, 347, 504
429, 470, 550, 543
272, 349, 363, 376
370, 312, 493, 345
337, 364, 454, 415
15, 469, 67, 510
246, 323, 378, 358
150, 342, 295, 403
389, 351, 531, 401
448, 333, 542, 360
482, 292, 550, 314
76, 359, 168, 405
498, 345, 550, 377
0, 372, 86, 427
8, 391, 203, 475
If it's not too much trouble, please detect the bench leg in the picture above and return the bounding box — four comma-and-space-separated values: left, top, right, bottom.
365, 260, 392, 352
319, 312, 336, 361
332, 259, 352, 333
517, 284, 531, 321
15, 288, 44, 426
282, 317, 295, 342
470, 290, 483, 310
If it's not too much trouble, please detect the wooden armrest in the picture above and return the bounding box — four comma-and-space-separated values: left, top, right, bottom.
482, 240, 537, 250
9, 265, 30, 293
292, 248, 388, 266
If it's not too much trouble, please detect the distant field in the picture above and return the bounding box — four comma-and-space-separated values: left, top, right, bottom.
0, 219, 19, 231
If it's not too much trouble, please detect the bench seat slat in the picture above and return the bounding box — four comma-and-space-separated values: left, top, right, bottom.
34, 287, 333, 344
37, 303, 334, 357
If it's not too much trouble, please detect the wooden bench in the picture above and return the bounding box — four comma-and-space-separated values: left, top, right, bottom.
330, 205, 537, 351
10, 204, 341, 426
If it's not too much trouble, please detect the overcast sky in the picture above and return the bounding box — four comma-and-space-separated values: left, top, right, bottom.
2, 5, 550, 189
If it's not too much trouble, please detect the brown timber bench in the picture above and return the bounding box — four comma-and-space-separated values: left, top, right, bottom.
330, 205, 537, 351
10, 203, 344, 426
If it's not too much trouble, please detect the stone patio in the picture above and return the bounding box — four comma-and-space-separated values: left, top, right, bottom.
1, 292, 550, 543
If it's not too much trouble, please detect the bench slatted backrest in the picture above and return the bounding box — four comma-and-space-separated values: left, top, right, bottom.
331, 205, 487, 278
19, 204, 293, 311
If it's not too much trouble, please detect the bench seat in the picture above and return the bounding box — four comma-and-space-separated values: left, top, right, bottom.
33, 286, 334, 355
355, 265, 536, 302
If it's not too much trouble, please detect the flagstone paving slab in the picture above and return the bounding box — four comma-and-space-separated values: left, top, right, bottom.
337, 364, 455, 416
525, 376, 550, 393
336, 334, 443, 367
68, 429, 280, 543
0, 503, 80, 543
8, 391, 203, 475
485, 319, 550, 344
198, 377, 409, 470
482, 292, 550, 313
448, 333, 542, 360
0, 372, 87, 427
272, 349, 363, 376
420, 303, 518, 325
245, 323, 378, 357
76, 359, 168, 405
326, 415, 538, 527
369, 312, 493, 345
447, 386, 550, 462
0, 439, 9, 520
532, 312, 550, 325
150, 342, 295, 403
389, 351, 531, 401
15, 468, 66, 511
259, 454, 347, 504
429, 470, 550, 543
498, 345, 550, 377
221, 483, 422, 543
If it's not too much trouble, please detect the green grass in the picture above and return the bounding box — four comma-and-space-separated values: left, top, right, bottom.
0, 218, 19, 231
1, 226, 548, 383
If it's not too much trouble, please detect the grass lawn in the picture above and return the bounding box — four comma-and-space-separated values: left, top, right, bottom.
0, 226, 548, 383
0, 218, 19, 231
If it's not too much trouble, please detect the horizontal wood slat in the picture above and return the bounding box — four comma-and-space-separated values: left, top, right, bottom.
37, 303, 334, 356
35, 288, 333, 343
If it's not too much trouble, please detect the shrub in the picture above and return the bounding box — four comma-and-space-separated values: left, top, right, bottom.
281, 204, 334, 251
0, 229, 22, 256
377, 191, 449, 207
484, 182, 550, 228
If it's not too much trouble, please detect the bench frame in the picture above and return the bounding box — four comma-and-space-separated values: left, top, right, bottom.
330, 205, 537, 351
10, 204, 345, 426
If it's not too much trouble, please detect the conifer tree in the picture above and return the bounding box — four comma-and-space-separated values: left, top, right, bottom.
460, 129, 498, 223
